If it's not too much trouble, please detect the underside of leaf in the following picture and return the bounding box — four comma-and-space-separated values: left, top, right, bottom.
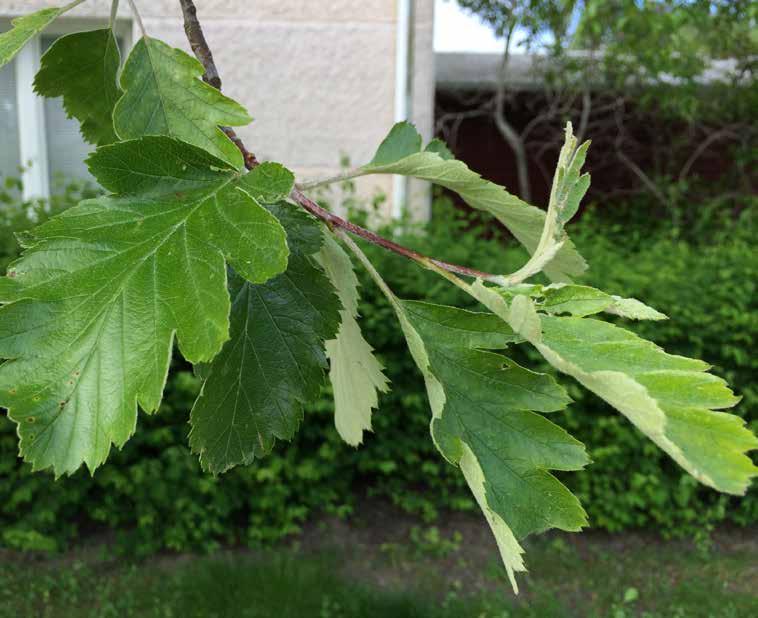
535, 315, 757, 495
465, 282, 756, 495
0, 6, 66, 69
316, 234, 389, 446
360, 122, 587, 282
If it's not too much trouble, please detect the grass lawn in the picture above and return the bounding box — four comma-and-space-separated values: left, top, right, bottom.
2, 507, 756, 617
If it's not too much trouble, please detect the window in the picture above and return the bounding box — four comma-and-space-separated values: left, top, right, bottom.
0, 18, 130, 200
0, 57, 20, 183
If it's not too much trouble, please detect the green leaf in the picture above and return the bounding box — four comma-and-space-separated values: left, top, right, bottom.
359, 122, 586, 282
369, 121, 423, 166
88, 136, 294, 214
561, 173, 590, 225
0, 5, 71, 69
316, 234, 389, 446
495, 282, 667, 321
260, 202, 323, 254
33, 28, 122, 145
552, 134, 591, 226
189, 210, 340, 473
86, 136, 238, 196
338, 235, 588, 591
238, 163, 295, 204
113, 37, 251, 168
540, 285, 667, 321
460, 281, 753, 495
503, 123, 590, 285
424, 138, 455, 160
458, 442, 526, 592
0, 139, 289, 475
605, 295, 668, 321
398, 300, 588, 591
532, 315, 757, 495
541, 284, 614, 317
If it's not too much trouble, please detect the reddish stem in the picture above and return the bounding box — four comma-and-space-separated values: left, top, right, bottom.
178, 0, 501, 283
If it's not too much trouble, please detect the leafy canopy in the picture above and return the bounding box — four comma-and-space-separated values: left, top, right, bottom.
0, 3, 755, 593
456, 0, 757, 118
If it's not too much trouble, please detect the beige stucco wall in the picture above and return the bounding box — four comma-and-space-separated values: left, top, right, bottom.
1, 0, 435, 218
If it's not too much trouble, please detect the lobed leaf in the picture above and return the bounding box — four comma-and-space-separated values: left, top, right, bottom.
359, 122, 587, 282
189, 207, 340, 473
496, 282, 667, 321
533, 314, 757, 495
396, 300, 588, 591
316, 234, 389, 446
456, 280, 755, 496
113, 37, 252, 168
86, 135, 237, 196
0, 138, 289, 475
239, 163, 296, 205
33, 28, 122, 145
503, 123, 590, 285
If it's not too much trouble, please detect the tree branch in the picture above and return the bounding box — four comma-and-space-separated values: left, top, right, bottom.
575, 90, 591, 144
178, 0, 221, 89
613, 103, 668, 209
177, 0, 506, 285
678, 127, 738, 183
494, 22, 532, 202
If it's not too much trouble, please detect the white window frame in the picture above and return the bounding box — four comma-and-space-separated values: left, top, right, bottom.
1, 16, 132, 201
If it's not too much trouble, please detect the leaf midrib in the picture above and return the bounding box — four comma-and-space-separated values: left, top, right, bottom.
16, 183, 240, 451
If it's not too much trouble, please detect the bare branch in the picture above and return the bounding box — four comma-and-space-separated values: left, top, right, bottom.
678, 127, 738, 182
614, 105, 668, 208
178, 0, 221, 89
494, 22, 532, 202
575, 90, 591, 144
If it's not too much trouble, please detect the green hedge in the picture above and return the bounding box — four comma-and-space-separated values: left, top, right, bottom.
0, 190, 755, 555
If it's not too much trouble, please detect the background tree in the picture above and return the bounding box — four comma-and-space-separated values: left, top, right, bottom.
448, 0, 756, 214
